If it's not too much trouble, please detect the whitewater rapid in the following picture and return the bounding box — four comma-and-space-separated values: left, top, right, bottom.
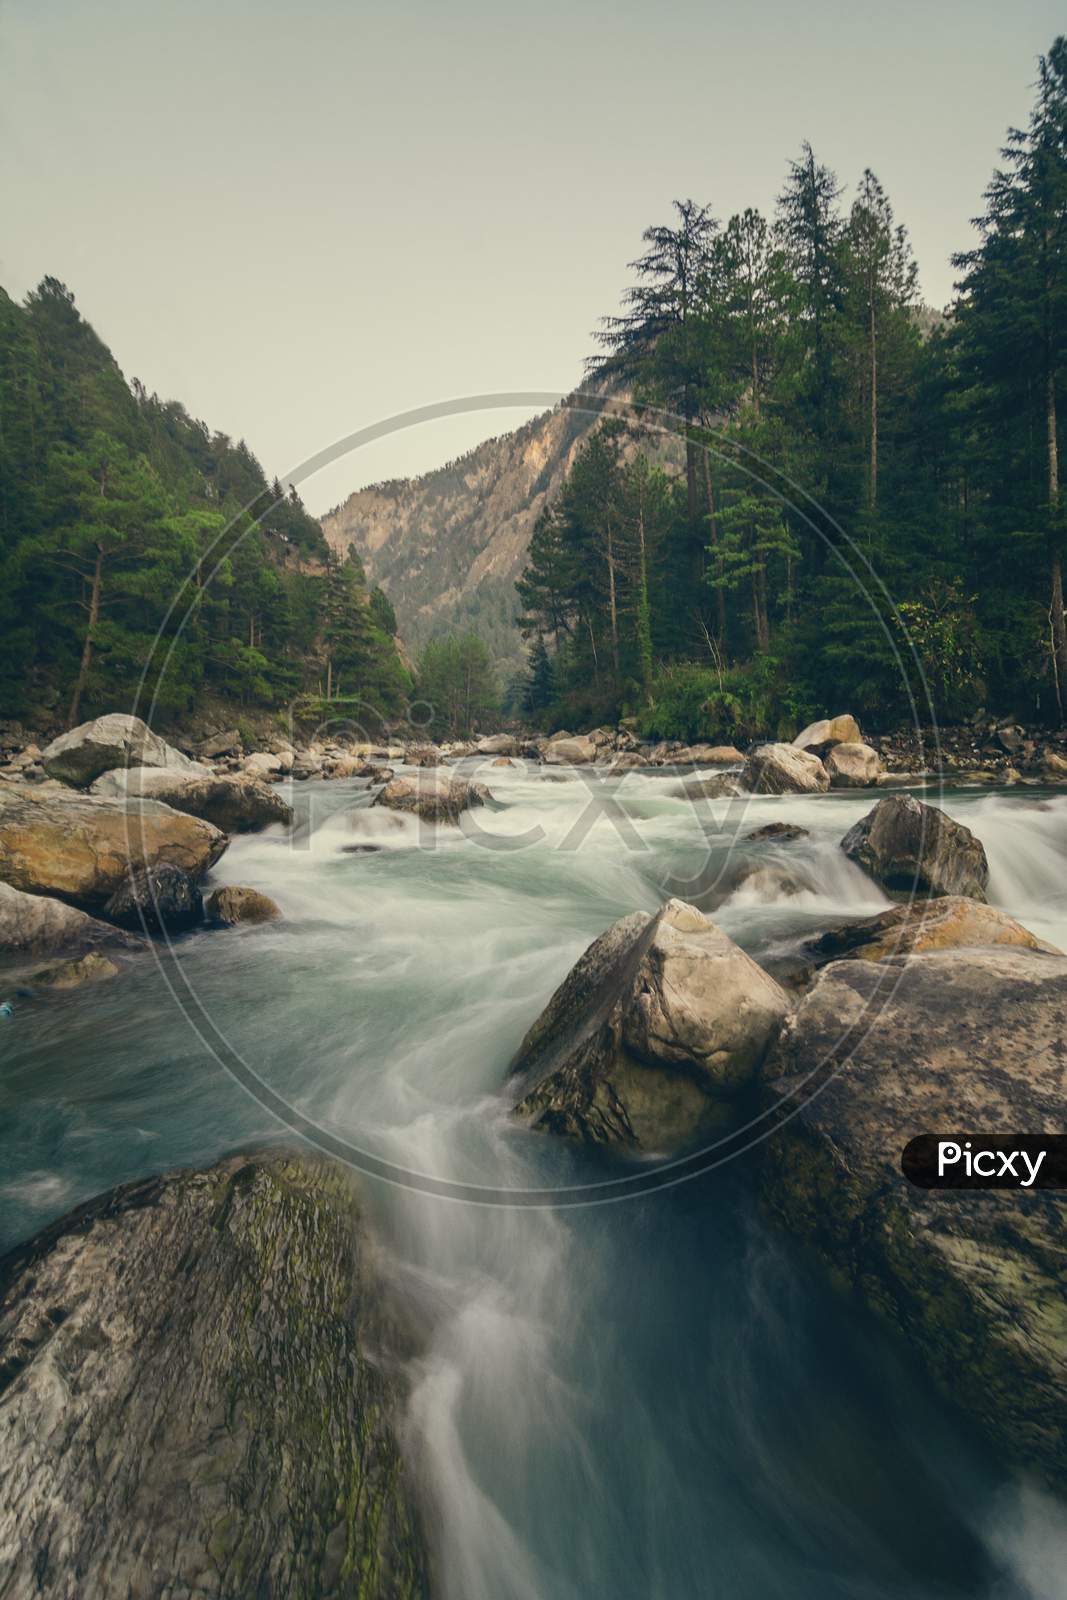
3, 762, 1067, 1597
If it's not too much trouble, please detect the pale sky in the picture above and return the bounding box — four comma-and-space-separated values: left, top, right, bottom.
2, 0, 1063, 513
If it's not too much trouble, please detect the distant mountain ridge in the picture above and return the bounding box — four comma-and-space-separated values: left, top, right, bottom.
321, 389, 683, 669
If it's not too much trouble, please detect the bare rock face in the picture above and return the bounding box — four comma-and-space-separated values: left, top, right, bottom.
825, 741, 884, 788
205, 885, 282, 926
791, 714, 862, 755
0, 881, 140, 959
762, 949, 1067, 1492
806, 896, 1060, 966
372, 773, 490, 823
91, 768, 292, 832
41, 715, 200, 789
840, 794, 988, 901
0, 1153, 430, 1599
742, 743, 830, 795
511, 899, 791, 1152
0, 788, 227, 912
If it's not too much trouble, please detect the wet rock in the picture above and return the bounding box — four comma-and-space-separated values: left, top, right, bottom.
242, 751, 283, 779
0, 881, 141, 959
511, 899, 791, 1152
745, 822, 810, 843
28, 951, 121, 988
674, 744, 745, 765
475, 734, 519, 757
791, 714, 862, 755
806, 897, 1060, 967
742, 743, 830, 795
720, 861, 818, 902
762, 948, 1067, 1492
105, 863, 204, 935
41, 715, 201, 789
840, 794, 988, 901
543, 736, 598, 766
0, 1153, 430, 1599
205, 886, 282, 926
672, 774, 747, 801
490, 756, 516, 768
372, 773, 490, 823
91, 768, 292, 832
1042, 750, 1067, 778
609, 751, 649, 772
0, 788, 226, 912
825, 741, 884, 788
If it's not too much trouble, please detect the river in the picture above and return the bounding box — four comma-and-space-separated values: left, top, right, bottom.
3, 764, 1067, 1598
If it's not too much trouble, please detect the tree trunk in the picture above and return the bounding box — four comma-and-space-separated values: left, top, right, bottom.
68, 543, 103, 728
325, 657, 333, 700
869, 289, 878, 511
606, 526, 620, 678
703, 454, 727, 643
1048, 360, 1067, 720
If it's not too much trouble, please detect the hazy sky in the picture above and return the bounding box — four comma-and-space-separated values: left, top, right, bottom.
2, 0, 1063, 513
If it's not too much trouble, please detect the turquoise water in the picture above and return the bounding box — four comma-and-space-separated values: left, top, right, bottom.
2, 766, 1067, 1598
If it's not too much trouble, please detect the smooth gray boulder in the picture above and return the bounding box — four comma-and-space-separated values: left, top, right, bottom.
372, 773, 490, 823
91, 767, 292, 832
41, 715, 200, 788
791, 714, 862, 754
511, 899, 791, 1152
0, 1152, 429, 1598
0, 881, 140, 959
840, 794, 989, 900
805, 896, 1060, 967
742, 742, 830, 795
543, 736, 597, 766
762, 948, 1067, 1492
825, 741, 884, 787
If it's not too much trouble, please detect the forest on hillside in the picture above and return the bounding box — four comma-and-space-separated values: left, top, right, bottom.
0, 280, 410, 732
516, 38, 1067, 741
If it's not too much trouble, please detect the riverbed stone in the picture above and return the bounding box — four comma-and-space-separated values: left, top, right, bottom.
742, 743, 830, 795
372, 773, 490, 823
825, 741, 884, 788
511, 899, 791, 1151
104, 863, 204, 935
27, 951, 121, 988
840, 794, 989, 900
0, 1152, 430, 1598
791, 714, 862, 755
543, 736, 598, 766
0, 881, 141, 959
806, 896, 1060, 966
41, 714, 201, 789
205, 885, 282, 926
674, 744, 745, 765
762, 948, 1067, 1492
0, 788, 227, 912
91, 767, 292, 832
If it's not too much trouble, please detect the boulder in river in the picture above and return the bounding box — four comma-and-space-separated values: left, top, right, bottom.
475, 733, 519, 756
0, 1152, 430, 1598
41, 714, 200, 789
825, 741, 884, 788
372, 773, 490, 823
745, 822, 811, 843
105, 863, 204, 934
672, 774, 747, 801
194, 728, 241, 759
27, 950, 121, 988
742, 743, 830, 795
762, 948, 1067, 1492
543, 736, 598, 766
0, 787, 227, 912
840, 794, 988, 901
242, 751, 283, 779
91, 767, 292, 832
791, 714, 862, 755
0, 880, 141, 959
673, 744, 745, 765
205, 885, 282, 926
806, 896, 1060, 967
511, 899, 791, 1152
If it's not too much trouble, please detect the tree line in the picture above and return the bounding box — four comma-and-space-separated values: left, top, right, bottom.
0, 278, 409, 728
517, 37, 1067, 739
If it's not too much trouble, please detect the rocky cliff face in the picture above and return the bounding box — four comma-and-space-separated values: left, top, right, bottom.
320, 391, 680, 668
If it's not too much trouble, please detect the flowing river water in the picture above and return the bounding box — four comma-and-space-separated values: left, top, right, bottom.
3, 764, 1067, 1598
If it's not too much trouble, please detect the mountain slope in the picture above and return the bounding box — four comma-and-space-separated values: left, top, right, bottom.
320, 393, 630, 668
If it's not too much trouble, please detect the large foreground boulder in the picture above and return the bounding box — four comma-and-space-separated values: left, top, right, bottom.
0, 788, 227, 911
806, 896, 1060, 966
511, 899, 791, 1152
841, 794, 988, 900
105, 864, 204, 935
825, 741, 883, 788
791, 714, 862, 754
92, 767, 292, 832
41, 715, 200, 789
372, 773, 490, 823
742, 742, 830, 795
762, 948, 1067, 1491
0, 881, 141, 959
0, 1153, 429, 1598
